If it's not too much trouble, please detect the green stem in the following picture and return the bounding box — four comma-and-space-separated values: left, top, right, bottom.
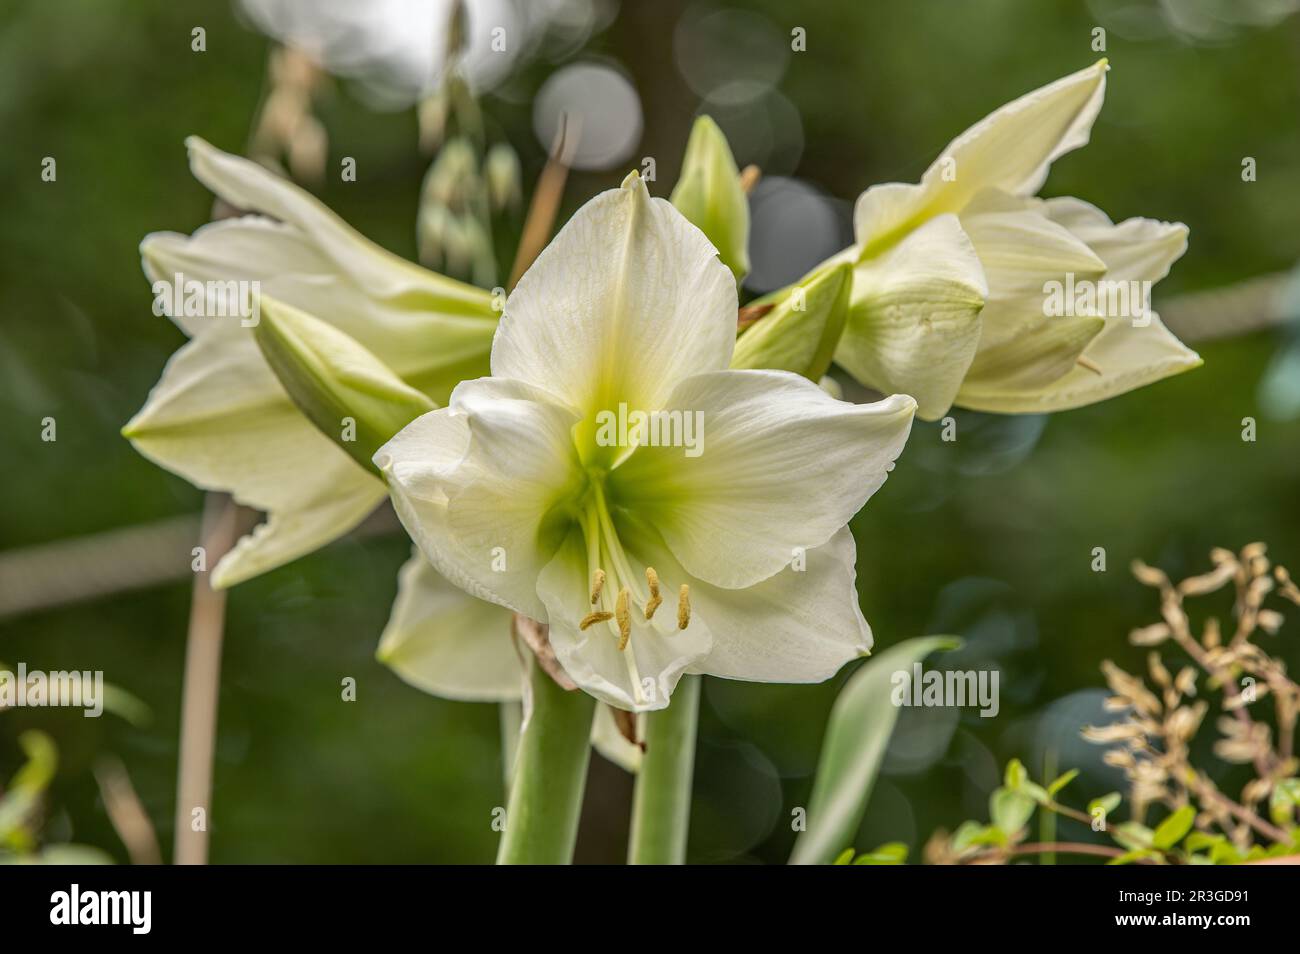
495, 664, 595, 865
499, 701, 522, 792
627, 675, 701, 864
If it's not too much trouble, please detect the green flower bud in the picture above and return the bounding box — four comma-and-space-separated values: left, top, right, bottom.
670, 115, 750, 282
254, 297, 436, 475
730, 262, 852, 381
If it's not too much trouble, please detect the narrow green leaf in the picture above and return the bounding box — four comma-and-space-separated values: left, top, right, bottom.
1113, 821, 1154, 852
852, 841, 908, 865
788, 636, 961, 865
1088, 792, 1122, 819
1151, 805, 1196, 850
1046, 768, 1079, 797
1004, 758, 1027, 790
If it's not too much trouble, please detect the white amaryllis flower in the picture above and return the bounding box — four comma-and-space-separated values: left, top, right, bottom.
124, 138, 498, 587
833, 60, 1200, 419
376, 173, 916, 712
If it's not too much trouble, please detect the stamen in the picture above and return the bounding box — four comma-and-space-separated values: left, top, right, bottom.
677, 584, 691, 630
580, 611, 613, 631
590, 569, 606, 605
644, 566, 662, 619
615, 587, 632, 651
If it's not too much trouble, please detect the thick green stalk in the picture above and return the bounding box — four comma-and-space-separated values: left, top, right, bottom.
495, 665, 595, 865
627, 675, 701, 864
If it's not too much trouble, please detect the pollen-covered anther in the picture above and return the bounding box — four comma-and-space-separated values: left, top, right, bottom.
615, 587, 632, 651
590, 568, 606, 605
644, 566, 662, 619
580, 611, 614, 631
677, 584, 691, 630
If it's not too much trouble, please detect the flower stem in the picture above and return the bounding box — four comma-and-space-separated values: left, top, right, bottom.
174, 494, 240, 865
495, 663, 595, 865
627, 675, 701, 864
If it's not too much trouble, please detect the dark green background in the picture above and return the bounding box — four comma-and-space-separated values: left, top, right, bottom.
1, 0, 1297, 863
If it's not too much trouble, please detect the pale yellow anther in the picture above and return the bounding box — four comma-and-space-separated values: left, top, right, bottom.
615, 587, 632, 651
590, 568, 606, 605
580, 611, 614, 631
644, 566, 662, 619
677, 584, 691, 630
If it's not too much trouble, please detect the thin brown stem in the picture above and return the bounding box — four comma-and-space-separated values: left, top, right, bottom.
173, 494, 240, 865
507, 113, 580, 291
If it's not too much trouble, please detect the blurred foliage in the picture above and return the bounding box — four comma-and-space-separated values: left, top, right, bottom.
0, 0, 1297, 863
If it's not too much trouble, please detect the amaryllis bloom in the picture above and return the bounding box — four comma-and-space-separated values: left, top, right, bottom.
376, 174, 916, 712
832, 60, 1200, 419
124, 138, 498, 587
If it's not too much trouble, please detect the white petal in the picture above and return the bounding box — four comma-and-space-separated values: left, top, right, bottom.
1043, 197, 1189, 285
835, 214, 988, 420
377, 549, 522, 702
141, 219, 497, 401
964, 200, 1105, 314
123, 330, 385, 587
960, 315, 1105, 395
853, 61, 1108, 253
690, 528, 872, 683
611, 370, 915, 590
925, 60, 1108, 204
491, 174, 737, 417
185, 137, 490, 315
538, 528, 712, 713
956, 196, 1200, 413
959, 312, 1199, 413
376, 380, 582, 621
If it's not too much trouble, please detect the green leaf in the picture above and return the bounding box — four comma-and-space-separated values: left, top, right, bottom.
1209, 841, 1242, 865
669, 115, 750, 281
853, 842, 908, 865
1004, 758, 1027, 790
832, 848, 855, 865
1269, 777, 1300, 826
0, 732, 59, 841
1088, 792, 1122, 820
1184, 831, 1225, 853
1107, 849, 1156, 866
731, 263, 853, 381
254, 297, 436, 475
788, 636, 961, 865
1112, 821, 1154, 852
990, 787, 1036, 835
1046, 768, 1079, 797
1151, 805, 1196, 850
1021, 781, 1051, 806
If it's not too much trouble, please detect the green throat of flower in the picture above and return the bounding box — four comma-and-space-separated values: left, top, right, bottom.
573, 476, 690, 668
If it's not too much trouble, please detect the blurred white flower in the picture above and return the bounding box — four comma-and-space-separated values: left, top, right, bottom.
238, 0, 608, 106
